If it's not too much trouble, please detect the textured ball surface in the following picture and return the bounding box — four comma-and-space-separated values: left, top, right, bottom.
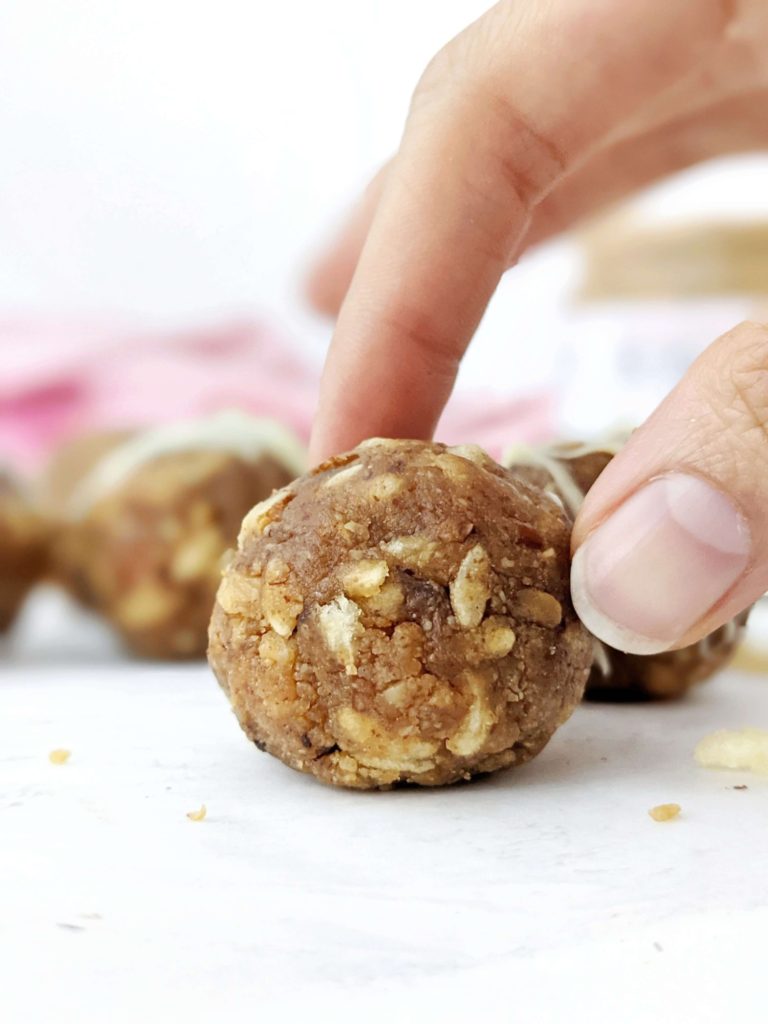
209, 439, 592, 789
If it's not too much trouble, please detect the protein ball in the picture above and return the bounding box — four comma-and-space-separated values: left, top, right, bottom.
54, 412, 305, 658
0, 470, 48, 632
505, 439, 749, 701
209, 439, 593, 789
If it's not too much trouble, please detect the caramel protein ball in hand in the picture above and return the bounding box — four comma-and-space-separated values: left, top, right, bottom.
0, 470, 48, 632
55, 413, 305, 658
505, 438, 749, 701
209, 439, 593, 789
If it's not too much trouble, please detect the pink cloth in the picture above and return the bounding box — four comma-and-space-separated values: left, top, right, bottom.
0, 318, 553, 471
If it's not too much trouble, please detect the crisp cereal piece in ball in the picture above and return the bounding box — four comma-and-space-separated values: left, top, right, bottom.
209, 438, 593, 789
504, 438, 749, 700
54, 412, 305, 658
0, 470, 48, 632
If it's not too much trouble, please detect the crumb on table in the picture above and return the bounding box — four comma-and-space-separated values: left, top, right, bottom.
48, 748, 71, 765
186, 804, 207, 822
649, 803, 681, 822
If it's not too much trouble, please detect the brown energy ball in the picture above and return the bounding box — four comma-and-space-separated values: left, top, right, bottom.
209, 438, 593, 789
505, 439, 749, 700
585, 612, 749, 701
0, 471, 48, 632
55, 414, 304, 658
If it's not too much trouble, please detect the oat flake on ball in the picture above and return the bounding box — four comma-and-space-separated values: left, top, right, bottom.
208, 439, 592, 789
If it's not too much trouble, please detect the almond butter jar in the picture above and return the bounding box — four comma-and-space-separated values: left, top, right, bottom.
558, 216, 768, 437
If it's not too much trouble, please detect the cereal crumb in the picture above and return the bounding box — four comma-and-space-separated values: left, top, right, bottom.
186, 804, 207, 822
648, 803, 681, 822
49, 749, 71, 765
694, 728, 768, 773
449, 544, 491, 629
732, 784, 749, 791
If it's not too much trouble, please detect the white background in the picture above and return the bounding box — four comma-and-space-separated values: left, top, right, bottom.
0, 0, 766, 394
0, 1, 486, 321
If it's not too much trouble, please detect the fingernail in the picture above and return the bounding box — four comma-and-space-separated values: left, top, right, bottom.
571, 474, 751, 654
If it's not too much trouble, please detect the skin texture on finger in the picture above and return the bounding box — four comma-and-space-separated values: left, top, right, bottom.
304, 7, 768, 319
309, 0, 744, 462
307, 89, 768, 316
526, 89, 768, 248
572, 321, 768, 654
609, 2, 766, 141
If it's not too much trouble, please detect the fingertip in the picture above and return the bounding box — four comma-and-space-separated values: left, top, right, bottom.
570, 545, 671, 655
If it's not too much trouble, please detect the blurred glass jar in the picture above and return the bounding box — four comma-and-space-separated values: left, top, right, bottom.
557, 215, 768, 436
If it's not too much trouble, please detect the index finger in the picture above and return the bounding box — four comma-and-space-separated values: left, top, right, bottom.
309, 0, 735, 462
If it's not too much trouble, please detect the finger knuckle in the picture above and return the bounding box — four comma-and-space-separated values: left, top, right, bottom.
379, 305, 461, 380
479, 88, 568, 205
413, 39, 566, 210
406, 0, 570, 232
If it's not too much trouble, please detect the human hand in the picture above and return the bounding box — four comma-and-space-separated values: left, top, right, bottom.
307, 0, 767, 653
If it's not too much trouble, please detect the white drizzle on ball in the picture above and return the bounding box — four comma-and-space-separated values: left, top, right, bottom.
69, 411, 307, 516
503, 433, 629, 519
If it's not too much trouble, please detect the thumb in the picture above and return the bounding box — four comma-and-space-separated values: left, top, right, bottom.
571, 320, 768, 655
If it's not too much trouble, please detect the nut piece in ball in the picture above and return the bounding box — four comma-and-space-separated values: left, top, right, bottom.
0, 470, 48, 632
505, 438, 749, 700
209, 439, 592, 789
51, 412, 305, 658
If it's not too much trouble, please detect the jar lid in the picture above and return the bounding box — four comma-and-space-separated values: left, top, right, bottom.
577, 214, 768, 300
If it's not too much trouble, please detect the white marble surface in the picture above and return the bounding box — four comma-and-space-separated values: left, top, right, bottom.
2, 589, 767, 1023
